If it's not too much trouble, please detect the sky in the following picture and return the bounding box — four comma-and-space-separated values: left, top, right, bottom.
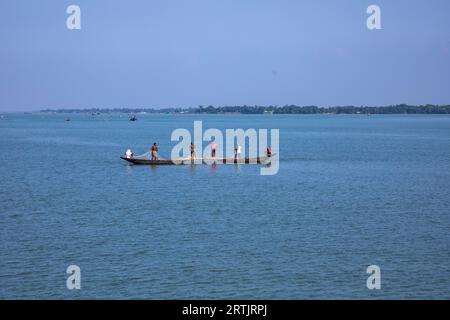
0, 0, 449, 111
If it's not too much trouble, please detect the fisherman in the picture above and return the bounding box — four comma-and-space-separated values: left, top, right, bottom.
125, 148, 134, 159
210, 141, 217, 157
151, 143, 158, 160
266, 146, 272, 157
190, 142, 196, 159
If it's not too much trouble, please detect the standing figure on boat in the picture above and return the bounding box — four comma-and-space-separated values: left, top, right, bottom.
151, 143, 158, 160
190, 142, 196, 159
210, 141, 217, 157
236, 144, 242, 159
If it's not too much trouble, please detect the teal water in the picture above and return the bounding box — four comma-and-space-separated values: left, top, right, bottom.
0, 114, 449, 299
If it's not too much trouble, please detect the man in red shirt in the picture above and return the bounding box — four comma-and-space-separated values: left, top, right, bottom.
210, 142, 217, 157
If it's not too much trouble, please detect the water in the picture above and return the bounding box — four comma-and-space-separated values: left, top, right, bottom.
0, 113, 449, 299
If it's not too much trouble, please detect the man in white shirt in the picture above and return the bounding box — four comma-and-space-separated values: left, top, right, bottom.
125, 149, 133, 159
237, 145, 242, 159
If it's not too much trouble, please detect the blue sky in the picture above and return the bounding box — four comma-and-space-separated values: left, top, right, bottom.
0, 0, 449, 111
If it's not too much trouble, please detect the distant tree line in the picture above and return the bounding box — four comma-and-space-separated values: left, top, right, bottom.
41, 104, 450, 114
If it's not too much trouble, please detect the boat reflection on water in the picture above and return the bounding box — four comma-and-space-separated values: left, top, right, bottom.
124, 163, 134, 174
189, 163, 200, 173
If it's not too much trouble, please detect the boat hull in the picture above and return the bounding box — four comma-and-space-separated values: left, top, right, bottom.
120, 156, 271, 165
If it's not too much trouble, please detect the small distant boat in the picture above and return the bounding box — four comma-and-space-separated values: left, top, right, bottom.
120, 156, 273, 165
65, 118, 71, 121
129, 114, 138, 121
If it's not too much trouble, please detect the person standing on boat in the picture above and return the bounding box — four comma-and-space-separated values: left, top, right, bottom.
151, 143, 158, 160
266, 146, 272, 157
190, 142, 196, 159
210, 141, 217, 157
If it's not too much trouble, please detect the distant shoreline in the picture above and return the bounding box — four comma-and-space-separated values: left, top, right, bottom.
39, 105, 450, 115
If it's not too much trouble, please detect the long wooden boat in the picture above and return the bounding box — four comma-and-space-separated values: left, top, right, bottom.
120, 156, 272, 165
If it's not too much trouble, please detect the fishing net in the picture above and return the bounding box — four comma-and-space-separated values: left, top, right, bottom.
131, 151, 168, 160
133, 151, 150, 160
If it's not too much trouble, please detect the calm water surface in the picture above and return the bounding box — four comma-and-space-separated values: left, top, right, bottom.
0, 114, 449, 299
